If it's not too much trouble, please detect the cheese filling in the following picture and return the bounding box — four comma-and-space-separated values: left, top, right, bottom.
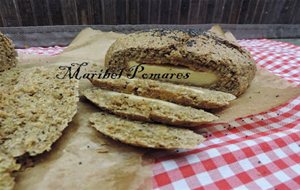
128, 61, 218, 86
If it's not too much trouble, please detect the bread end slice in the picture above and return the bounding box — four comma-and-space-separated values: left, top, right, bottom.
0, 67, 79, 157
0, 151, 20, 190
0, 32, 17, 72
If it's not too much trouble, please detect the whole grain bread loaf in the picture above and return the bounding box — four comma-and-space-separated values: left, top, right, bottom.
0, 32, 17, 72
84, 88, 218, 127
0, 151, 20, 190
90, 76, 236, 109
105, 29, 256, 96
90, 112, 206, 149
0, 67, 79, 157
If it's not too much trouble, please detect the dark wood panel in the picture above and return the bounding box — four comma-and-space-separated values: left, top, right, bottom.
260, 0, 277, 24
292, 0, 300, 24
251, 0, 265, 24
86, 0, 95, 24
188, 0, 200, 24
267, 0, 286, 24
102, 0, 116, 24
205, 0, 215, 23
61, 0, 78, 25
160, 0, 172, 24
90, 0, 103, 24
228, 0, 242, 24
169, 0, 181, 24
180, 0, 190, 24
0, 0, 299, 26
139, 0, 150, 24
0, 14, 3, 27
48, 0, 64, 25
31, 0, 51, 25
149, 0, 160, 24
128, 0, 139, 24
243, 0, 258, 24
116, 0, 127, 24
221, 0, 232, 23
76, 0, 90, 24
212, 0, 226, 23
237, 0, 251, 24
15, 0, 36, 26
0, 0, 21, 26
2, 24, 300, 48
198, 0, 208, 24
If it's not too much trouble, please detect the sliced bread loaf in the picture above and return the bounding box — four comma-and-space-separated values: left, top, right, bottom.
90, 112, 205, 149
90, 76, 236, 109
0, 67, 79, 157
104, 29, 256, 96
84, 88, 218, 127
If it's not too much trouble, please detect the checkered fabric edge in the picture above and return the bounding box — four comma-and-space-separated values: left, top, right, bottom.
17, 39, 300, 190
17, 46, 65, 56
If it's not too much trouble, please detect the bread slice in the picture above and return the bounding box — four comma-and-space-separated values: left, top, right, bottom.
0, 151, 20, 190
0, 32, 17, 72
84, 88, 218, 127
90, 76, 236, 109
104, 29, 256, 96
0, 67, 79, 157
90, 112, 205, 149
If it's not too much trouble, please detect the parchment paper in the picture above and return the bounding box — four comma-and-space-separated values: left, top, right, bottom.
14, 28, 300, 189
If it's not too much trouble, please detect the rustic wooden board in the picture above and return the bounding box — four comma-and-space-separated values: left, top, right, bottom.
90, 0, 103, 24
0, 0, 299, 26
160, 0, 172, 24
188, 0, 200, 24
31, 0, 51, 26
292, 0, 300, 24
48, 0, 64, 25
15, 0, 35, 26
128, 0, 140, 24
149, 0, 160, 24
139, 0, 150, 24
180, 0, 190, 24
169, 0, 181, 24
0, 0, 21, 26
76, 0, 90, 24
1, 24, 300, 48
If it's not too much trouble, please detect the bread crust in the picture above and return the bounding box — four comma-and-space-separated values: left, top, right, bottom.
0, 151, 20, 190
84, 88, 218, 127
105, 30, 256, 96
0, 32, 17, 72
105, 29, 191, 71
90, 76, 236, 109
90, 112, 206, 149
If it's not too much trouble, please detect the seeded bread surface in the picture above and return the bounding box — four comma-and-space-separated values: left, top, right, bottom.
105, 30, 256, 96
105, 29, 191, 72
175, 33, 256, 96
0, 67, 79, 157
90, 112, 205, 149
90, 76, 236, 109
0, 32, 17, 72
0, 151, 20, 190
84, 88, 218, 127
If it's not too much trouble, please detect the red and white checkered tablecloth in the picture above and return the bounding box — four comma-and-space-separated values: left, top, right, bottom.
17, 39, 300, 190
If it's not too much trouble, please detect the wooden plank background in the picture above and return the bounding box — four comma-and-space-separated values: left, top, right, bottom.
0, 0, 299, 26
